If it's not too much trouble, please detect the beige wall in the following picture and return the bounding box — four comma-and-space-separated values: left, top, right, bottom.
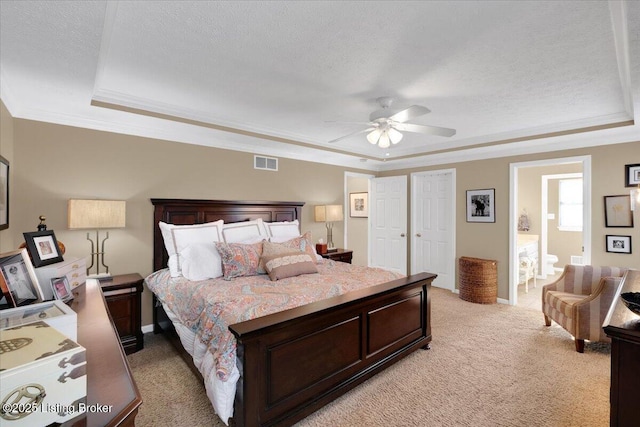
4, 102, 640, 321
346, 175, 371, 266
0, 101, 14, 252
381, 141, 640, 300
10, 118, 367, 325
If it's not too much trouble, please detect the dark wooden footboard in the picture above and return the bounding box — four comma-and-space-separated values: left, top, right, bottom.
230, 272, 434, 427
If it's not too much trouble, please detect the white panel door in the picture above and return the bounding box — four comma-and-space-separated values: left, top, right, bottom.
411, 171, 455, 290
369, 176, 407, 275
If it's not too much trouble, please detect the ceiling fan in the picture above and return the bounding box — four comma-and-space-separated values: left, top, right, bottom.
328, 97, 456, 148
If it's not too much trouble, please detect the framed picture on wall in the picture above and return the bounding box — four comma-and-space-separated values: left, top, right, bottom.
466, 188, 495, 223
349, 192, 368, 218
604, 195, 633, 227
0, 155, 8, 231
606, 235, 632, 254
624, 163, 640, 187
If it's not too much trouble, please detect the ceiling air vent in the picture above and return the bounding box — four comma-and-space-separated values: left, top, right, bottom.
254, 155, 278, 171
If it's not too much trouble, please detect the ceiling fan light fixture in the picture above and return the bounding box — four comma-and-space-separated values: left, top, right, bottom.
378, 131, 391, 148
388, 127, 403, 144
367, 128, 382, 144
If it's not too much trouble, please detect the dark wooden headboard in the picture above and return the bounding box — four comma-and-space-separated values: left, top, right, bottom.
151, 199, 304, 272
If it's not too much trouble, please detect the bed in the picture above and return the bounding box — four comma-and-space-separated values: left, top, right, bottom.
148, 198, 435, 427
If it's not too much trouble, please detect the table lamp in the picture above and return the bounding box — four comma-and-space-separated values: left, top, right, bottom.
314, 205, 343, 252
68, 199, 126, 276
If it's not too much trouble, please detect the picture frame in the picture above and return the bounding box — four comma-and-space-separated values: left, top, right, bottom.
606, 235, 632, 254
604, 195, 634, 228
624, 163, 640, 187
23, 230, 64, 267
466, 188, 496, 223
0, 155, 8, 231
0, 248, 44, 308
50, 276, 73, 303
349, 192, 369, 218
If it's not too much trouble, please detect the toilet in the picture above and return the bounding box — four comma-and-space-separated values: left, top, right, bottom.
547, 254, 559, 275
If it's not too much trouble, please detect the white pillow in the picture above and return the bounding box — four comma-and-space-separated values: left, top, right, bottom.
264, 220, 300, 238
180, 243, 223, 281
222, 218, 268, 243
159, 220, 224, 277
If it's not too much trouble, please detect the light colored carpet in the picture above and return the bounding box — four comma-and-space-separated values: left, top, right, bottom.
128, 287, 610, 426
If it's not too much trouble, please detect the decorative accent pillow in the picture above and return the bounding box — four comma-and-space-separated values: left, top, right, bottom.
271, 231, 317, 262
264, 220, 300, 239
215, 241, 264, 280
159, 220, 224, 277
222, 219, 268, 243
262, 252, 318, 281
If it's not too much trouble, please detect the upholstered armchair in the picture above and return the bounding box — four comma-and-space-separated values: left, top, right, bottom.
542, 265, 627, 352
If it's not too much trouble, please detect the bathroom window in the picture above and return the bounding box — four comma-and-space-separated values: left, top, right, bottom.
558, 178, 583, 231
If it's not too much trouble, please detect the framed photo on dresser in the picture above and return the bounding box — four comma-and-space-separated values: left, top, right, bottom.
0, 248, 44, 308
23, 230, 64, 267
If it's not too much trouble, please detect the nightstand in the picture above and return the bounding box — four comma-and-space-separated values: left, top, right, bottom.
320, 249, 353, 264
99, 273, 144, 354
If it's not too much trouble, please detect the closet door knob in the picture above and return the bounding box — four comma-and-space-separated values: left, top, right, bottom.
400, 233, 406, 237
416, 233, 422, 237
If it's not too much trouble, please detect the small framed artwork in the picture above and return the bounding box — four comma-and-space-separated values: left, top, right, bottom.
604, 195, 633, 227
0, 155, 8, 231
23, 230, 64, 267
0, 248, 44, 307
466, 188, 496, 223
349, 192, 368, 218
50, 276, 72, 302
606, 235, 632, 254
624, 163, 640, 187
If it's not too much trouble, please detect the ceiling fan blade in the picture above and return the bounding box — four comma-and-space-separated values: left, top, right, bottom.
328, 127, 377, 143
387, 105, 431, 123
394, 122, 456, 137
325, 120, 376, 126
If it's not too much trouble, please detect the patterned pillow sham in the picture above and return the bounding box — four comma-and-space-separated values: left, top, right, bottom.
215, 241, 265, 280
271, 231, 317, 261
262, 251, 318, 281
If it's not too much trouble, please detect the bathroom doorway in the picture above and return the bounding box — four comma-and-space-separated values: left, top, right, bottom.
509, 156, 592, 306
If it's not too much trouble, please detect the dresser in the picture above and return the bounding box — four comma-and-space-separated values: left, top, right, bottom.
603, 269, 640, 427
64, 278, 142, 426
35, 257, 86, 300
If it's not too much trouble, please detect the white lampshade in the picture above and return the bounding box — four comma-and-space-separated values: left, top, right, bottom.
388, 127, 403, 144
315, 205, 344, 222
68, 199, 126, 229
378, 131, 391, 148
367, 128, 382, 144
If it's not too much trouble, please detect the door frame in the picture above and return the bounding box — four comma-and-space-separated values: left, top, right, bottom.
410, 169, 456, 291
509, 155, 591, 305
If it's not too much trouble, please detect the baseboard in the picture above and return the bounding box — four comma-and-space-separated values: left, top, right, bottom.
142, 324, 154, 334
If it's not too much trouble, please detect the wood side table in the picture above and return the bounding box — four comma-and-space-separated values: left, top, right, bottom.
320, 249, 353, 264
100, 273, 144, 354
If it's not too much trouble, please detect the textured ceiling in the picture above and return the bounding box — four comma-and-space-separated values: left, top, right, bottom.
1, 1, 638, 171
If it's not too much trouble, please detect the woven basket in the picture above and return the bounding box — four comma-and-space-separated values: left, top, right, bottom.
458, 256, 498, 304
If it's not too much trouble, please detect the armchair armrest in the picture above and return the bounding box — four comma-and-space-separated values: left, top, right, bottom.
574, 276, 623, 341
